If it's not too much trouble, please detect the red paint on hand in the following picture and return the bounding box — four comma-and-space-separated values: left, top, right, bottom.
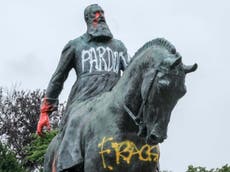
37, 98, 52, 136
37, 112, 50, 136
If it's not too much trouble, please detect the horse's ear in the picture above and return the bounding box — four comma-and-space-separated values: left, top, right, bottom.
141, 69, 156, 100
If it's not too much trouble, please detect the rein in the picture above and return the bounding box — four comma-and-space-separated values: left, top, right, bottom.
123, 68, 159, 126
123, 65, 185, 127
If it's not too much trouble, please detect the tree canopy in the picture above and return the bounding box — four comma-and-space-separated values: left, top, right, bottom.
0, 87, 64, 171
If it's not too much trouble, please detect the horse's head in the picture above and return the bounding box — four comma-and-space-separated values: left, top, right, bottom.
141, 53, 197, 144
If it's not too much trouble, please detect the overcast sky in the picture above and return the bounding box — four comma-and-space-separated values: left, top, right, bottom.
0, 0, 230, 171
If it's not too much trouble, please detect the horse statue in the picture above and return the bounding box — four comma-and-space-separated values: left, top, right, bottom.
44, 38, 197, 172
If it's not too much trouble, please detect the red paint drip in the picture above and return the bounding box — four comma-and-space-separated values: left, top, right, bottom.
52, 155, 57, 172
93, 12, 101, 27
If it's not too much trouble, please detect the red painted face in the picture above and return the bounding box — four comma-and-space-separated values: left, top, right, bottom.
95, 12, 101, 19
93, 11, 103, 27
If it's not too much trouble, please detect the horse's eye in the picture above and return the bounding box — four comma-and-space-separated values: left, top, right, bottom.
158, 78, 170, 88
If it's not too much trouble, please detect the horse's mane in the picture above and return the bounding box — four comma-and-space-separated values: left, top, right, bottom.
123, 38, 181, 79
133, 38, 177, 59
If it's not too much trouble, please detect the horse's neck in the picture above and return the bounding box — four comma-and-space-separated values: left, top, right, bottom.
112, 47, 154, 111
105, 71, 142, 134
112, 64, 144, 118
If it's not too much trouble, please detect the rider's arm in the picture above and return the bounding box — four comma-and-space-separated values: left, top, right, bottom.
37, 41, 75, 135
46, 41, 75, 99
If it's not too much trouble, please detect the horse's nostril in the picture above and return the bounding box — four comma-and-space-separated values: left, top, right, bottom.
149, 133, 167, 143
163, 135, 167, 140
150, 134, 158, 141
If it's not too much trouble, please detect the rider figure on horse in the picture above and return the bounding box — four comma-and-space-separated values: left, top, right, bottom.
37, 4, 131, 136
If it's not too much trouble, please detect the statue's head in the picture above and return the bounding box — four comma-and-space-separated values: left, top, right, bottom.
84, 4, 113, 41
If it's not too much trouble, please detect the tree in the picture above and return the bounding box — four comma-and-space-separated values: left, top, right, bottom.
24, 130, 58, 171
0, 87, 64, 170
186, 165, 230, 172
0, 142, 25, 172
0, 89, 44, 160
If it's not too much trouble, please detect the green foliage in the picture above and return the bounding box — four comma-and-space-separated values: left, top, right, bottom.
0, 142, 25, 172
0, 87, 65, 170
219, 165, 230, 172
0, 89, 45, 160
187, 165, 230, 172
24, 130, 58, 165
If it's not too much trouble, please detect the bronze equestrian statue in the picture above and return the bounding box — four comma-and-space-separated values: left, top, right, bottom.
36, 4, 197, 172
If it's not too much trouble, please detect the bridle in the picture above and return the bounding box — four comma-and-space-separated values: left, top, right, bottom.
123, 60, 185, 128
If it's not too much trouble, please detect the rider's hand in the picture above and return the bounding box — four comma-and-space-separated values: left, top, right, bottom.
37, 98, 55, 136
37, 111, 50, 136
